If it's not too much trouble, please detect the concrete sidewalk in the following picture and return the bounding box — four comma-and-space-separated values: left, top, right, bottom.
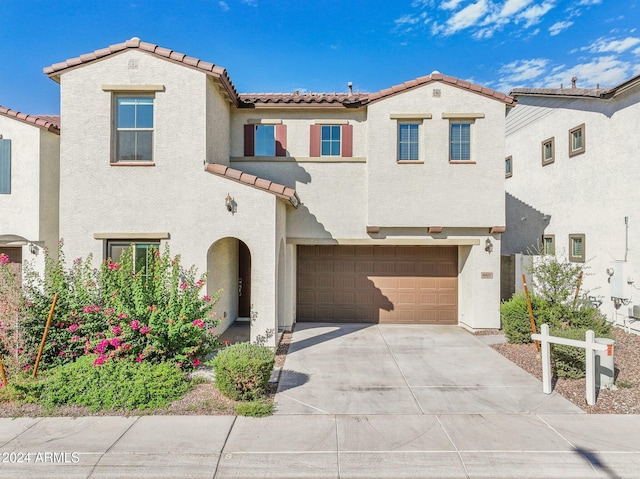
2, 414, 640, 478
2, 323, 639, 478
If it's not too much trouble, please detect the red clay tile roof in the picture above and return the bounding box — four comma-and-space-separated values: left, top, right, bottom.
205, 163, 300, 208
0, 105, 60, 134
43, 39, 513, 108
366, 72, 515, 106
239, 73, 514, 107
511, 72, 640, 99
44, 37, 239, 105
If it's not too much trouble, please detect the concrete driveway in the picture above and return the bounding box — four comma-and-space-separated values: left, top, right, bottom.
275, 323, 582, 415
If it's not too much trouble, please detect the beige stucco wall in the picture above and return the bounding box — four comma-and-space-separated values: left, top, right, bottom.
505, 89, 640, 332
57, 50, 283, 345
366, 82, 506, 228
0, 116, 59, 274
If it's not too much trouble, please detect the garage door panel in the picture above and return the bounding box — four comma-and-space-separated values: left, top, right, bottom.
297, 246, 457, 324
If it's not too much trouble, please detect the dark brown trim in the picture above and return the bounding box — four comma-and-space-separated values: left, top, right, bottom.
542, 234, 555, 255
505, 156, 513, 178
568, 234, 586, 263
541, 137, 555, 166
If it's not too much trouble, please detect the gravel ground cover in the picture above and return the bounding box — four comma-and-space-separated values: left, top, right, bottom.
489, 327, 640, 414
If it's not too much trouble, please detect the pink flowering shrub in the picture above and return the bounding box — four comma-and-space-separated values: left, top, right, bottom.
21, 241, 219, 370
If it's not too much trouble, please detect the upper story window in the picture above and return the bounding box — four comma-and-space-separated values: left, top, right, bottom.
0, 138, 11, 194
569, 124, 585, 157
309, 123, 352, 158
244, 123, 287, 157
569, 234, 585, 263
541, 137, 555, 166
449, 122, 471, 162
542, 234, 555, 255
114, 96, 154, 163
398, 123, 420, 161
321, 125, 341, 156
505, 156, 513, 178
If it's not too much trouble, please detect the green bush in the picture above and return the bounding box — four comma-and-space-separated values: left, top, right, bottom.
39, 355, 188, 411
550, 328, 590, 379
211, 343, 275, 401
21, 242, 218, 370
501, 292, 547, 343
235, 398, 274, 417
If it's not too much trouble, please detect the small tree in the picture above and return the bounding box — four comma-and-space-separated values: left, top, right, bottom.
0, 254, 28, 374
528, 254, 585, 306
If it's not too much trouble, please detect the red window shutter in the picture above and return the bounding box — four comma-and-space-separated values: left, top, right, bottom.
341, 124, 353, 157
310, 124, 321, 157
275, 124, 287, 157
244, 125, 255, 156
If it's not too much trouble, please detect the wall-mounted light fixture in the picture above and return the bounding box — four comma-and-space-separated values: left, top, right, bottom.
225, 193, 233, 212
29, 243, 38, 255
485, 238, 493, 253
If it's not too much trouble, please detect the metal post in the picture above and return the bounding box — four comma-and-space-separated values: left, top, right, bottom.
33, 293, 58, 378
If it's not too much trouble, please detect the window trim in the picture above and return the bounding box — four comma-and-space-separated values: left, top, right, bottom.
320, 125, 342, 157
505, 156, 513, 178
105, 240, 161, 274
112, 94, 155, 164
542, 234, 555, 255
568, 234, 585, 263
397, 122, 421, 162
449, 120, 473, 163
541, 137, 555, 166
569, 123, 585, 157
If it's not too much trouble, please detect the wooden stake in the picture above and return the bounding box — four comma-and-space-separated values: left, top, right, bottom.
522, 274, 540, 353
572, 271, 584, 310
0, 360, 7, 387
33, 293, 58, 378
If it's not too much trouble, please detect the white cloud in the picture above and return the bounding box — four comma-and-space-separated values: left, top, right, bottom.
394, 12, 429, 33
520, 1, 555, 28
585, 36, 640, 54
241, 0, 257, 6
440, 0, 464, 10
501, 58, 550, 82
577, 0, 602, 4
500, 0, 535, 17
545, 56, 632, 88
549, 20, 573, 36
441, 0, 489, 35
218, 1, 229, 11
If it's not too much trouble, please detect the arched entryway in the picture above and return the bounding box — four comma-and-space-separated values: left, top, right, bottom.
208, 237, 252, 343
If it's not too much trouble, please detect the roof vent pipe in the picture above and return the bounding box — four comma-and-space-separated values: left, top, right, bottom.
571, 76, 578, 89
348, 82, 353, 95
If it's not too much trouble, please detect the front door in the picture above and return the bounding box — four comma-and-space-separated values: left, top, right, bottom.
238, 241, 251, 318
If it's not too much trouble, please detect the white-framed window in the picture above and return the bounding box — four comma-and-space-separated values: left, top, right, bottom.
542, 234, 555, 255
569, 234, 585, 263
398, 123, 420, 161
321, 125, 341, 156
569, 124, 585, 157
505, 156, 513, 178
449, 122, 471, 161
541, 137, 555, 166
107, 240, 160, 274
114, 96, 154, 163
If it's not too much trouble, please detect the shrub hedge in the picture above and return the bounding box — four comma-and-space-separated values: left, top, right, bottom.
211, 343, 275, 401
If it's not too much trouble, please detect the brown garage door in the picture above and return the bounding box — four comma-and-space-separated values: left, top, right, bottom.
297, 245, 457, 324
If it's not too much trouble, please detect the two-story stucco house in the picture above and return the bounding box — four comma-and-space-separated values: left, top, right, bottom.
42, 38, 512, 345
0, 106, 60, 275
503, 75, 640, 333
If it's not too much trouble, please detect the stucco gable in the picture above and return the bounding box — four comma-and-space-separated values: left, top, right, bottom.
205, 163, 299, 208
44, 37, 240, 106
0, 105, 60, 134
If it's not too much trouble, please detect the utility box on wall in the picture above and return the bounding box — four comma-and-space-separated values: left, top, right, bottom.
609, 261, 629, 300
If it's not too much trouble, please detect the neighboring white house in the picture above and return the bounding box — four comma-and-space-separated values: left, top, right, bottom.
0, 106, 60, 276
504, 75, 640, 333
39, 38, 512, 345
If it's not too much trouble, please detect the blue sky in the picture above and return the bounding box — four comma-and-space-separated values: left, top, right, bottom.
1, 0, 639, 115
